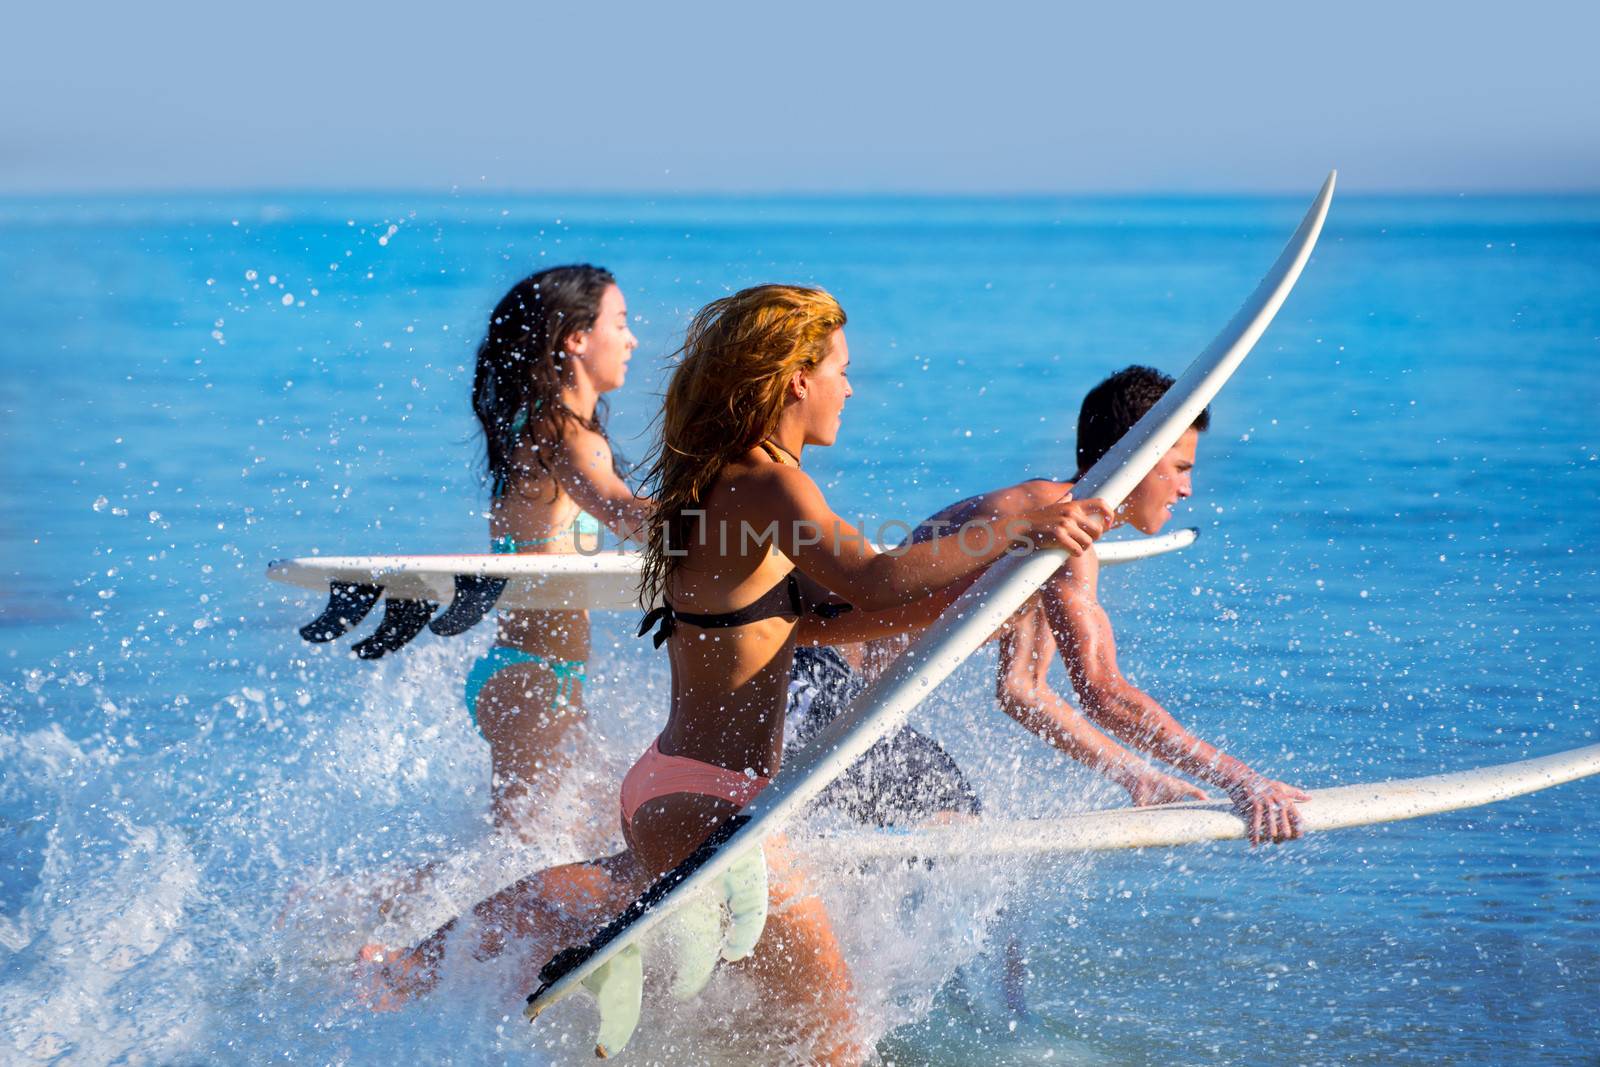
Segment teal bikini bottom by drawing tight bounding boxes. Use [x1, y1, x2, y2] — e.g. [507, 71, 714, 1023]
[472, 515, 598, 737]
[464, 646, 587, 738]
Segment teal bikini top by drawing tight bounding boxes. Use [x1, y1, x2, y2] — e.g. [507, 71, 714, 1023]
[492, 511, 603, 554]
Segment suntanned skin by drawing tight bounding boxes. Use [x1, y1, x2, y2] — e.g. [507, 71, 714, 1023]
[627, 329, 1112, 1063]
[645, 344, 1107, 789]
[357, 286, 656, 988]
[817, 428, 1309, 845]
[361, 328, 1113, 1062]
[478, 283, 655, 833]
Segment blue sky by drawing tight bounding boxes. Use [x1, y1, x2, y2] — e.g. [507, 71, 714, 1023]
[5, 1, 1597, 194]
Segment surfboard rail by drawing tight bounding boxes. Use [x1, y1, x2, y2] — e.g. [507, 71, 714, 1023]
[806, 742, 1600, 861]
[264, 529, 1200, 654]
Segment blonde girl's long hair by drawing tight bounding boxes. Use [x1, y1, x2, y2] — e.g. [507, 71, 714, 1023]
[638, 284, 846, 607]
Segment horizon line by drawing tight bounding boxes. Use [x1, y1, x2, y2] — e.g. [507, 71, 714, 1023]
[4, 183, 1600, 203]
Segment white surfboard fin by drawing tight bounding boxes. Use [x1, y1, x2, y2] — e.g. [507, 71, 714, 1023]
[718, 845, 768, 962]
[664, 893, 722, 999]
[524, 929, 648, 1055]
[579, 942, 643, 1058]
[661, 842, 769, 1000]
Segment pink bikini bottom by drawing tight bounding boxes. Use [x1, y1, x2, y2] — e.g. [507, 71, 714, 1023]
[620, 736, 771, 832]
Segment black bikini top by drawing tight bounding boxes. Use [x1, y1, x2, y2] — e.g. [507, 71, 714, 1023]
[638, 572, 852, 649]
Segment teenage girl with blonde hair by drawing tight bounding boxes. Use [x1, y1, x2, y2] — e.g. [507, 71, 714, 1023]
[615, 284, 1111, 1060]
[366, 284, 1111, 1061]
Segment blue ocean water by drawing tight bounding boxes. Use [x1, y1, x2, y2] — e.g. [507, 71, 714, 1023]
[1, 190, 1597, 1065]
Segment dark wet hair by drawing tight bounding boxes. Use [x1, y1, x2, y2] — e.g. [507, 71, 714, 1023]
[1075, 365, 1210, 476]
[471, 264, 619, 497]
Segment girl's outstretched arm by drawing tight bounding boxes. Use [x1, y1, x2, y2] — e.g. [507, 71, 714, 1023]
[549, 421, 653, 542]
[741, 463, 1112, 612]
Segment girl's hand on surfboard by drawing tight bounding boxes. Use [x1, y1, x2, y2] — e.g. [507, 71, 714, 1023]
[1015, 495, 1114, 556]
[1126, 770, 1208, 807]
[1226, 775, 1311, 845]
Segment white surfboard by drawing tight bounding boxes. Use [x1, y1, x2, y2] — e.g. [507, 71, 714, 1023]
[295, 742, 1598, 969]
[524, 172, 1339, 1020]
[267, 528, 1198, 613]
[267, 550, 646, 613]
[809, 743, 1600, 862]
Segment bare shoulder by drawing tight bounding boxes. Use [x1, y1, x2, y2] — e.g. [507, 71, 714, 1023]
[500, 432, 555, 496]
[553, 419, 614, 466]
[708, 459, 824, 514]
[1013, 478, 1073, 508]
[733, 458, 816, 495]
[983, 478, 1073, 516]
[922, 478, 1061, 532]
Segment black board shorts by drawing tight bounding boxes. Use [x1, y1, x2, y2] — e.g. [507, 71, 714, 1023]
[787, 645, 982, 826]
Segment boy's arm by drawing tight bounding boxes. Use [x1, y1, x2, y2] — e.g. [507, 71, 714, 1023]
[996, 601, 1207, 806]
[1042, 552, 1308, 845]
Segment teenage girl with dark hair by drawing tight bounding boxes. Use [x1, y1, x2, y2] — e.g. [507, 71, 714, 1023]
[468, 264, 651, 830]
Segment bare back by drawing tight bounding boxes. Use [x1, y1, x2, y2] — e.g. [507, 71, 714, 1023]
[653, 464, 1090, 778]
[657, 452, 811, 778]
[489, 432, 601, 656]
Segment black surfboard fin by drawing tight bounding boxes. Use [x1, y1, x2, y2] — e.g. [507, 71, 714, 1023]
[299, 581, 383, 643]
[428, 574, 508, 637]
[351, 598, 438, 659]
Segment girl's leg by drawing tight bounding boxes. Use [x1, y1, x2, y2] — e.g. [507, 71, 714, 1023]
[360, 851, 647, 1009]
[471, 851, 645, 961]
[476, 608, 591, 832]
[736, 837, 861, 1066]
[476, 662, 584, 829]
[627, 800, 862, 1065]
